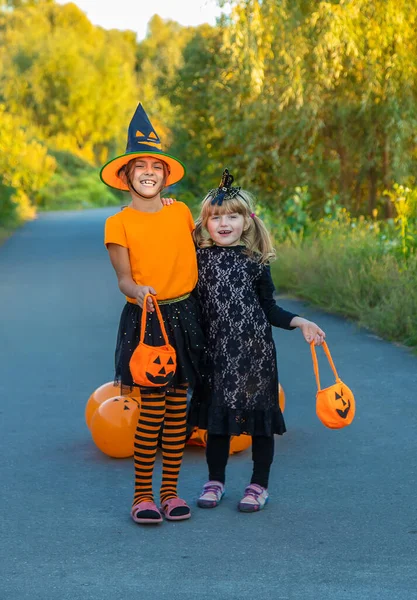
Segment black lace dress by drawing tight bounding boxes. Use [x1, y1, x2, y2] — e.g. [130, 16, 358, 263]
[188, 246, 298, 437]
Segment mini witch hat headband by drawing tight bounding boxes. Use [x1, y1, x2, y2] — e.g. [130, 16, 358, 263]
[208, 169, 242, 206]
[100, 103, 185, 191]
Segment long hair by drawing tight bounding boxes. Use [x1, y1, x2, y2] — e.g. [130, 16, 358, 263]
[194, 190, 276, 264]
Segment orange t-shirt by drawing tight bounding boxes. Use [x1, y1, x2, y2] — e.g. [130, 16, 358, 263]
[104, 202, 197, 303]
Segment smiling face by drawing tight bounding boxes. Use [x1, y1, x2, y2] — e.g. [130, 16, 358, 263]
[206, 210, 247, 246]
[122, 156, 168, 199]
[145, 354, 176, 385]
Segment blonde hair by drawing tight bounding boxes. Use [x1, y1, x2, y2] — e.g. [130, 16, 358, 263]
[194, 189, 276, 264]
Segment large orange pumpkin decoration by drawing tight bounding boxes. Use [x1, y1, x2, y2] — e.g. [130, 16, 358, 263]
[85, 381, 140, 429]
[85, 381, 121, 429]
[186, 428, 251, 453]
[129, 294, 176, 387]
[186, 384, 285, 454]
[310, 342, 355, 429]
[186, 428, 207, 448]
[230, 434, 252, 454]
[90, 396, 140, 458]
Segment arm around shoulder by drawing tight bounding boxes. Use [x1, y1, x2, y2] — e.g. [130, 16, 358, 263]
[177, 201, 196, 232]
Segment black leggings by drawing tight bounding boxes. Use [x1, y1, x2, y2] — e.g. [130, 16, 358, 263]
[206, 434, 274, 489]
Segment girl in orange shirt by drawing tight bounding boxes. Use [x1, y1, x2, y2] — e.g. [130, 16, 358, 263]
[101, 103, 204, 525]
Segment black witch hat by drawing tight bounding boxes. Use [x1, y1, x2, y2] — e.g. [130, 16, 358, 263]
[100, 103, 185, 190]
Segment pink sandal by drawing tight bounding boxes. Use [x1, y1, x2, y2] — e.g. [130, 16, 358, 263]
[131, 501, 163, 524]
[160, 497, 191, 521]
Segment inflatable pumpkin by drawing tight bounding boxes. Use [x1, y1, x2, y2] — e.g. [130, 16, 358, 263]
[186, 428, 251, 454]
[187, 427, 207, 448]
[85, 381, 140, 429]
[230, 434, 252, 454]
[278, 382, 285, 413]
[186, 384, 285, 453]
[90, 396, 140, 458]
[85, 382, 121, 429]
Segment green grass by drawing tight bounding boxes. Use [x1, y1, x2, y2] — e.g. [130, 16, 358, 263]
[0, 226, 14, 246]
[271, 232, 417, 350]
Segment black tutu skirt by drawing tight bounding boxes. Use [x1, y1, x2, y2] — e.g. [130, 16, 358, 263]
[115, 294, 205, 391]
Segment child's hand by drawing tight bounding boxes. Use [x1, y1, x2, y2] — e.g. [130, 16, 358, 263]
[291, 317, 326, 345]
[161, 197, 176, 206]
[300, 320, 326, 346]
[135, 285, 157, 311]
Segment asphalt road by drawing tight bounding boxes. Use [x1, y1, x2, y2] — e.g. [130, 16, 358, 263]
[1, 208, 416, 600]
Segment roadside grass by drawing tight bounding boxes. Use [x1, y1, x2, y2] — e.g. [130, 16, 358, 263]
[0, 225, 13, 246]
[272, 231, 417, 350]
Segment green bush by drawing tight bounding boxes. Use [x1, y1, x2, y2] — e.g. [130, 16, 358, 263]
[271, 218, 417, 350]
[0, 184, 18, 226]
[47, 150, 94, 177]
[36, 152, 122, 210]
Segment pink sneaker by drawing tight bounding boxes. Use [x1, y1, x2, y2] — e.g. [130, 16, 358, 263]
[197, 481, 225, 508]
[238, 484, 269, 512]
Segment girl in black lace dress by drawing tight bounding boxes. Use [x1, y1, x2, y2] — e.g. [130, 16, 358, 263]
[189, 170, 326, 512]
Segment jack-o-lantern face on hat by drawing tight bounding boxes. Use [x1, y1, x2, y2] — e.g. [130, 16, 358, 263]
[145, 354, 175, 385]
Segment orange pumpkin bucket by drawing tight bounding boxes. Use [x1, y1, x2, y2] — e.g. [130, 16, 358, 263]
[310, 341, 355, 429]
[129, 294, 177, 387]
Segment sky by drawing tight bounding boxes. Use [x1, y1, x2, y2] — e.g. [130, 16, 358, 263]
[56, 0, 228, 40]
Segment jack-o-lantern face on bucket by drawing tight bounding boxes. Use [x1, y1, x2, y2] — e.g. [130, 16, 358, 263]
[316, 382, 355, 429]
[145, 354, 175, 385]
[129, 294, 178, 387]
[334, 388, 351, 419]
[311, 341, 356, 430]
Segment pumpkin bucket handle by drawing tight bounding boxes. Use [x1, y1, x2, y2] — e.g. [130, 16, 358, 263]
[310, 341, 341, 391]
[140, 294, 170, 346]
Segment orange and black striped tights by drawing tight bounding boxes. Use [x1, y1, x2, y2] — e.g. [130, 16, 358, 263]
[132, 384, 188, 508]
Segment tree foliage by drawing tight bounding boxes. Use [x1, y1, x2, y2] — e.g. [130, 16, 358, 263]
[135, 15, 194, 145]
[0, 0, 137, 223]
[0, 104, 56, 223]
[169, 24, 230, 199]
[1, 0, 417, 227]
[206, 0, 417, 215]
[0, 1, 138, 163]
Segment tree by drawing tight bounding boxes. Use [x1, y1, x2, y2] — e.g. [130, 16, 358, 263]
[169, 24, 231, 197]
[0, 1, 139, 162]
[135, 15, 193, 145]
[213, 0, 417, 215]
[0, 104, 56, 223]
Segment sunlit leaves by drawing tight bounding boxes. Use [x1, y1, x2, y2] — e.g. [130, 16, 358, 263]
[210, 0, 417, 214]
[0, 1, 138, 162]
